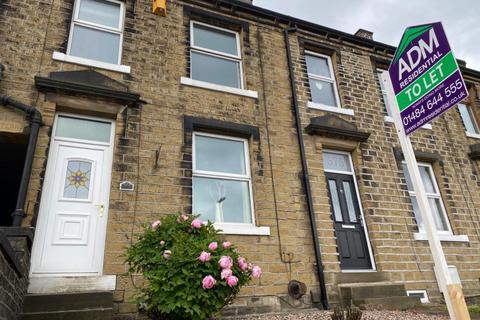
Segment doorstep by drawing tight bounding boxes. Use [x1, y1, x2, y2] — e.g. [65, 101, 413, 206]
[28, 275, 116, 294]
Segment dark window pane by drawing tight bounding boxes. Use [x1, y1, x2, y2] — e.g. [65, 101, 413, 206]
[193, 177, 252, 223]
[191, 51, 241, 88]
[309, 78, 337, 107]
[195, 135, 246, 175]
[193, 24, 238, 56]
[78, 0, 121, 29]
[70, 25, 120, 64]
[306, 54, 331, 77]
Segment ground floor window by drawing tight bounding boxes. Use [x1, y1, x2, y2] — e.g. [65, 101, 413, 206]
[192, 132, 254, 224]
[402, 162, 452, 234]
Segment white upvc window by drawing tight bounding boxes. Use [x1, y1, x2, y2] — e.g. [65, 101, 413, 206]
[67, 0, 125, 65]
[458, 103, 480, 139]
[377, 69, 393, 118]
[192, 132, 268, 235]
[402, 162, 452, 235]
[306, 51, 346, 114]
[189, 21, 243, 89]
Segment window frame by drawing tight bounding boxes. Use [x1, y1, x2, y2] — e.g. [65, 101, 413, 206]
[189, 20, 244, 89]
[376, 68, 393, 118]
[192, 131, 255, 227]
[406, 290, 430, 304]
[458, 103, 480, 138]
[305, 50, 342, 110]
[402, 162, 453, 235]
[67, 0, 125, 65]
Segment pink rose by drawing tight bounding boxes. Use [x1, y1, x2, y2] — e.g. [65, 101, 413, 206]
[198, 251, 211, 262]
[218, 256, 233, 269]
[208, 242, 218, 251]
[221, 268, 233, 279]
[202, 275, 216, 289]
[237, 256, 248, 271]
[226, 275, 239, 288]
[159, 240, 165, 246]
[163, 250, 172, 259]
[251, 265, 262, 278]
[177, 214, 189, 223]
[222, 241, 232, 249]
[191, 219, 202, 229]
[151, 220, 161, 230]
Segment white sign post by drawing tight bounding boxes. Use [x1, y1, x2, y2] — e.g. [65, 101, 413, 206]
[382, 72, 470, 320]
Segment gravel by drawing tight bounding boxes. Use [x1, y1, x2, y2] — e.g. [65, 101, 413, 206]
[227, 309, 449, 320]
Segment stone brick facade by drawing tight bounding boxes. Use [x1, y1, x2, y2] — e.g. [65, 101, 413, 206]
[1, 0, 480, 318]
[0, 228, 32, 319]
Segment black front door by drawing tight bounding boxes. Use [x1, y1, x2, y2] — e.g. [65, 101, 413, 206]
[326, 172, 372, 270]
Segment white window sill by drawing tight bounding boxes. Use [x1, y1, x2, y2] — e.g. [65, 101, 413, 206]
[180, 77, 258, 99]
[466, 132, 480, 139]
[52, 52, 131, 74]
[414, 233, 469, 243]
[384, 116, 432, 130]
[308, 101, 354, 116]
[213, 222, 270, 236]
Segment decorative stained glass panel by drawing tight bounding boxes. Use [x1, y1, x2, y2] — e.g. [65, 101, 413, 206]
[63, 160, 92, 199]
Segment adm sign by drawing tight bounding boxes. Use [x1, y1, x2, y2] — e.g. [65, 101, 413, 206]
[389, 22, 468, 134]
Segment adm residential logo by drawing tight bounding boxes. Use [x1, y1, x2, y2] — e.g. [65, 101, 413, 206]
[388, 22, 468, 134]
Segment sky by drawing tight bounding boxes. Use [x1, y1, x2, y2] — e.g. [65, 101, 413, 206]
[253, 0, 480, 71]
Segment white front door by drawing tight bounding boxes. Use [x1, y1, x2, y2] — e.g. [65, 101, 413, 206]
[31, 114, 115, 276]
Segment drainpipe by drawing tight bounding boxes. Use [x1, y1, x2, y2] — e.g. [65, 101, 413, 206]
[0, 95, 42, 227]
[284, 27, 329, 310]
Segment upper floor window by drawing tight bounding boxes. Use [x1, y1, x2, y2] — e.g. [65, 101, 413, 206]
[190, 21, 242, 89]
[68, 0, 125, 65]
[192, 132, 254, 225]
[377, 69, 393, 118]
[402, 162, 452, 235]
[458, 103, 480, 138]
[305, 51, 341, 109]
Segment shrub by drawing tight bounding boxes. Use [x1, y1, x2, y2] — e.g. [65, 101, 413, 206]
[331, 305, 363, 320]
[125, 213, 262, 320]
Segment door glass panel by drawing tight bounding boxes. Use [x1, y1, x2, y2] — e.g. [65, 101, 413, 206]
[195, 135, 246, 175]
[323, 152, 352, 173]
[70, 25, 120, 64]
[191, 51, 241, 88]
[309, 78, 337, 107]
[78, 0, 121, 29]
[56, 116, 111, 143]
[342, 181, 357, 222]
[193, 177, 252, 224]
[305, 55, 331, 77]
[193, 24, 238, 56]
[63, 160, 92, 199]
[328, 180, 343, 222]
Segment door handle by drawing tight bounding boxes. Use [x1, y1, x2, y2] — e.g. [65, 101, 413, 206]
[96, 204, 105, 217]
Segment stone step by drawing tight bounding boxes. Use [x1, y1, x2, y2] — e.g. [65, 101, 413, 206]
[339, 282, 407, 300]
[352, 296, 422, 310]
[335, 271, 389, 284]
[20, 308, 112, 320]
[22, 291, 113, 313]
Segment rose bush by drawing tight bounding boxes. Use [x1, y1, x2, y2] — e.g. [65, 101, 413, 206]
[125, 213, 262, 320]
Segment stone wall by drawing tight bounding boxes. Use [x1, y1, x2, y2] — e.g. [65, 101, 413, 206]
[0, 228, 32, 320]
